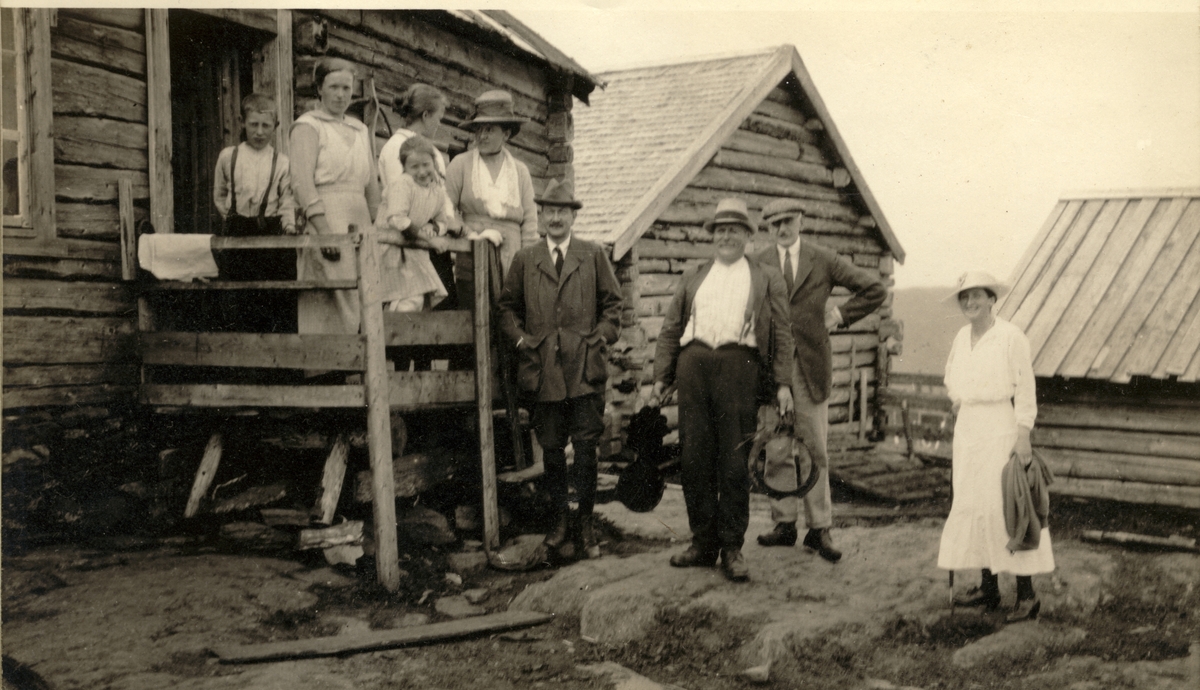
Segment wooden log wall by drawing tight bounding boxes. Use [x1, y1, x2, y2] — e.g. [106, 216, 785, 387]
[602, 84, 899, 452]
[1033, 381, 1200, 510]
[4, 9, 146, 414]
[292, 10, 568, 249]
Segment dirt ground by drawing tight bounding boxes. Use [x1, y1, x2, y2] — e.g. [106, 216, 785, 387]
[3, 489, 1198, 690]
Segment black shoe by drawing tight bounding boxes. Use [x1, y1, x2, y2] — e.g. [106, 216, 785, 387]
[757, 522, 798, 547]
[1006, 597, 1041, 623]
[543, 513, 569, 549]
[670, 545, 718, 568]
[580, 517, 601, 560]
[953, 586, 1002, 610]
[802, 528, 842, 563]
[721, 549, 749, 582]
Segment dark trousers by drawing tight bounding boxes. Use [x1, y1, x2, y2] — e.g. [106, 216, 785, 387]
[533, 392, 604, 517]
[677, 343, 761, 553]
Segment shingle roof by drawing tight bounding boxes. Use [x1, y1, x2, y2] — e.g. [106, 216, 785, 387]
[573, 50, 777, 243]
[571, 45, 903, 262]
[998, 190, 1200, 383]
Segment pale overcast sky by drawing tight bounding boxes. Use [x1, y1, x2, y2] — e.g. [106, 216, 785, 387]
[513, 1, 1200, 289]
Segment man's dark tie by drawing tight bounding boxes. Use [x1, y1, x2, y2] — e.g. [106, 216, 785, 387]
[554, 247, 564, 276]
[783, 251, 794, 294]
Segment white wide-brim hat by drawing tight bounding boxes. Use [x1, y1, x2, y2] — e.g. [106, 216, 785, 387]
[945, 270, 1009, 303]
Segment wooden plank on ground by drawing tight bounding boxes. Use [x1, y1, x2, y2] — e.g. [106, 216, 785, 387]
[1025, 198, 1128, 361]
[383, 310, 474, 346]
[213, 609, 553, 663]
[140, 384, 364, 408]
[141, 332, 365, 370]
[1059, 197, 1191, 378]
[185, 433, 223, 518]
[1009, 199, 1103, 331]
[1035, 197, 1157, 375]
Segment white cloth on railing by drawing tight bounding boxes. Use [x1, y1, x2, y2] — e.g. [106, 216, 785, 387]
[137, 234, 219, 281]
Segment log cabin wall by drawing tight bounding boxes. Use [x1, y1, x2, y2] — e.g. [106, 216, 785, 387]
[3, 8, 149, 544]
[291, 10, 570, 249]
[601, 83, 898, 453]
[1034, 377, 1200, 510]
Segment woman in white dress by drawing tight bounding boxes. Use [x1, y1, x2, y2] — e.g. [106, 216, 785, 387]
[937, 271, 1053, 623]
[290, 57, 380, 335]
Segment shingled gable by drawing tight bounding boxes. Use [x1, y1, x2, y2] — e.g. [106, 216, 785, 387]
[998, 189, 1200, 383]
[573, 44, 904, 262]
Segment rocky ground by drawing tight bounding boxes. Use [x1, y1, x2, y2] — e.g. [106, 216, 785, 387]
[3, 487, 1198, 690]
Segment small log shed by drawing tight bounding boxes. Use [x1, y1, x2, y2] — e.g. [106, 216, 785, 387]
[1, 9, 598, 547]
[569, 45, 907, 454]
[998, 189, 1200, 510]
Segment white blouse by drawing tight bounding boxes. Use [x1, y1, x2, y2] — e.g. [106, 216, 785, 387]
[944, 317, 1037, 429]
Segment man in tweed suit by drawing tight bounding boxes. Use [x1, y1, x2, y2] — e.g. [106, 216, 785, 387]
[497, 180, 623, 560]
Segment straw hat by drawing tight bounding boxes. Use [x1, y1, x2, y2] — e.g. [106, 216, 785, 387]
[702, 198, 755, 234]
[460, 90, 528, 131]
[946, 270, 1008, 302]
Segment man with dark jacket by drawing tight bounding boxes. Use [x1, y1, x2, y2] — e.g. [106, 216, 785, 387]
[753, 199, 887, 563]
[498, 180, 623, 559]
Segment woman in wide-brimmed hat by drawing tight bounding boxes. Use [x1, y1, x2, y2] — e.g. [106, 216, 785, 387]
[445, 90, 537, 283]
[938, 271, 1054, 623]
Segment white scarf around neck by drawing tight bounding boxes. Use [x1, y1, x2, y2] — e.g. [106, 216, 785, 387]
[471, 149, 520, 219]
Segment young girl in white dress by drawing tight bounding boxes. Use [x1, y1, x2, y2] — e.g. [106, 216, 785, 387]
[376, 135, 450, 311]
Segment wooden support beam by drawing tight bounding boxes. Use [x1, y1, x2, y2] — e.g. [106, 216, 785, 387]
[311, 434, 350, 525]
[212, 610, 553, 663]
[859, 369, 869, 441]
[145, 9, 172, 233]
[140, 384, 364, 408]
[356, 226, 400, 593]
[141, 332, 365, 370]
[184, 433, 223, 518]
[474, 241, 500, 555]
[119, 178, 137, 280]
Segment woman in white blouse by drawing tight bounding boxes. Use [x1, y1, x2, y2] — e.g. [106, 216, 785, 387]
[938, 271, 1053, 622]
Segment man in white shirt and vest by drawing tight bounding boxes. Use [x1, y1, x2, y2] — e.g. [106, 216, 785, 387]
[498, 180, 624, 560]
[651, 198, 795, 582]
[752, 199, 887, 563]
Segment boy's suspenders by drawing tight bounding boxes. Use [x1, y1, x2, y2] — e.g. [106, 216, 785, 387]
[229, 145, 279, 229]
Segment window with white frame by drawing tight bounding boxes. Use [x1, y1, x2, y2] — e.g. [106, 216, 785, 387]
[2, 7, 29, 226]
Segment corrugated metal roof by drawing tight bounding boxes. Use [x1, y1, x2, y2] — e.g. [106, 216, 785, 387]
[573, 49, 777, 243]
[570, 45, 903, 263]
[998, 190, 1200, 383]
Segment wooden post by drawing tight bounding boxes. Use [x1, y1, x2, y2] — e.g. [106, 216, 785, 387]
[474, 241, 500, 554]
[356, 228, 400, 592]
[858, 369, 869, 441]
[184, 432, 223, 518]
[847, 340, 857, 426]
[119, 178, 137, 280]
[311, 433, 349, 525]
[901, 399, 915, 463]
[145, 9, 173, 233]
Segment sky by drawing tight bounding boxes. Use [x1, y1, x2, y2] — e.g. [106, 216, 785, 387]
[512, 0, 1200, 289]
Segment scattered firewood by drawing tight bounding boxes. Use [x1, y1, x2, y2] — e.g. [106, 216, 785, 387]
[297, 520, 363, 550]
[212, 484, 287, 514]
[220, 522, 294, 548]
[260, 508, 312, 527]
